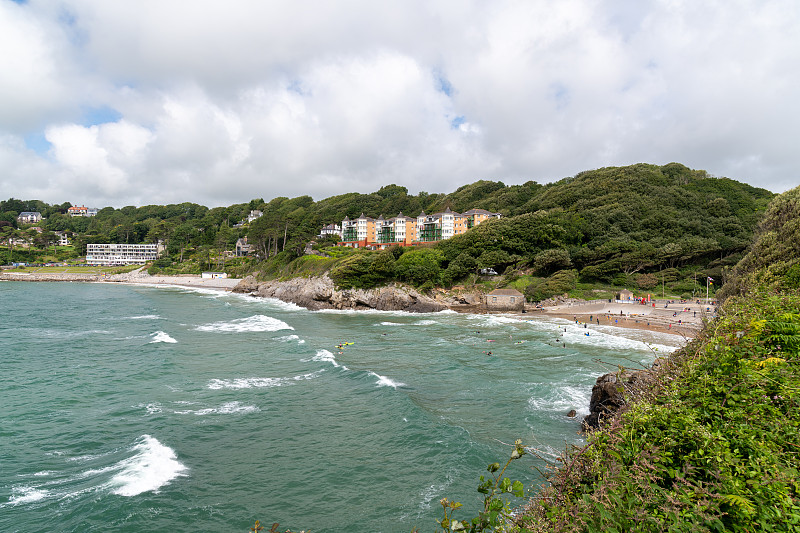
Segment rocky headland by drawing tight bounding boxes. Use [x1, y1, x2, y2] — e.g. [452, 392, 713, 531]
[233, 274, 448, 313]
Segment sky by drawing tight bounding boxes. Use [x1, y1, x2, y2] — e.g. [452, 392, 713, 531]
[1, 0, 798, 208]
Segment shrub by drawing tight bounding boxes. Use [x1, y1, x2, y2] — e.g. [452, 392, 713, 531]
[395, 248, 444, 287]
[635, 272, 658, 290]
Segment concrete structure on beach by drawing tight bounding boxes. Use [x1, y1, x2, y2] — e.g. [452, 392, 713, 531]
[486, 288, 525, 311]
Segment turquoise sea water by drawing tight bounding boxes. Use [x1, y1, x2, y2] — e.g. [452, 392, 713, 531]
[0, 282, 681, 532]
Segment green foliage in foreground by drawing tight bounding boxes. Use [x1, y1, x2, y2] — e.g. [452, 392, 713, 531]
[514, 293, 800, 532]
[514, 186, 800, 532]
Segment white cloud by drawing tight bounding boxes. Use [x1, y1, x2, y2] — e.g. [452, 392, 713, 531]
[0, 0, 797, 207]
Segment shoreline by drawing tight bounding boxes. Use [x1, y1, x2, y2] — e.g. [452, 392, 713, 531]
[0, 270, 241, 291]
[2, 270, 698, 342]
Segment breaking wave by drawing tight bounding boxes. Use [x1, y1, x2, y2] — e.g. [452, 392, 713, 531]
[194, 314, 293, 333]
[107, 435, 188, 496]
[368, 371, 406, 389]
[149, 331, 177, 343]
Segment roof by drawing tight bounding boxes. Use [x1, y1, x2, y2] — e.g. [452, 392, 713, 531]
[488, 288, 524, 296]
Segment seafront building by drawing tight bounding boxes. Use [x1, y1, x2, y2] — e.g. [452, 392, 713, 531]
[85, 243, 164, 265]
[334, 208, 501, 248]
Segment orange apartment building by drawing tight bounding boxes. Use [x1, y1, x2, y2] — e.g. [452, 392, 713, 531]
[336, 208, 500, 248]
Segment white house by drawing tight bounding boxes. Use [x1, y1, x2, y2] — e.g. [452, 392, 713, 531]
[318, 223, 342, 238]
[17, 212, 42, 224]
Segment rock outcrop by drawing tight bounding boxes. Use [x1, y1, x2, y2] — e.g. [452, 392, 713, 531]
[233, 274, 447, 313]
[582, 370, 647, 430]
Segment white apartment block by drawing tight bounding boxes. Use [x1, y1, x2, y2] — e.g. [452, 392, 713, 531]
[86, 243, 164, 265]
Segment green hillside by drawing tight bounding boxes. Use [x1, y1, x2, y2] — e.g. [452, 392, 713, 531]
[1, 163, 774, 299]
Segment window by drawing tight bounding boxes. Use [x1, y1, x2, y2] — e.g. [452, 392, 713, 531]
[492, 297, 497, 302]
[510, 297, 515, 303]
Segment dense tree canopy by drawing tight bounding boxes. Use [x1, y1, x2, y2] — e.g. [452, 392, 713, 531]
[2, 163, 775, 293]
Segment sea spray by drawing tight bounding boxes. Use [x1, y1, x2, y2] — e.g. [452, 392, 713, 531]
[107, 435, 187, 497]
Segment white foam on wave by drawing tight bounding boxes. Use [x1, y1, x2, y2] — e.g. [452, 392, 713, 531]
[206, 370, 323, 390]
[194, 314, 293, 333]
[136, 402, 163, 415]
[107, 435, 187, 497]
[149, 331, 177, 343]
[316, 308, 415, 317]
[368, 371, 406, 389]
[530, 316, 684, 353]
[127, 315, 161, 320]
[207, 377, 287, 390]
[527, 384, 592, 416]
[43, 329, 112, 339]
[174, 401, 260, 415]
[293, 370, 325, 381]
[6, 486, 49, 505]
[378, 319, 438, 327]
[306, 349, 347, 369]
[276, 334, 305, 344]
[470, 314, 524, 326]
[555, 324, 676, 354]
[253, 296, 305, 312]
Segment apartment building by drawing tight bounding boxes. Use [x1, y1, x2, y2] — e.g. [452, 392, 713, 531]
[85, 243, 164, 265]
[336, 207, 500, 247]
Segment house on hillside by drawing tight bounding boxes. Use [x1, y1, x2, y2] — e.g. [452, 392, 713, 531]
[235, 237, 252, 257]
[17, 212, 42, 224]
[318, 223, 342, 239]
[486, 288, 525, 312]
[68, 206, 98, 217]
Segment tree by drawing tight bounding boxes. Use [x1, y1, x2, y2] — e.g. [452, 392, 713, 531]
[1, 225, 19, 260]
[532, 248, 572, 275]
[394, 248, 444, 287]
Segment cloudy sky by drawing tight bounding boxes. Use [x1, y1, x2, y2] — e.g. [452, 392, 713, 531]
[1, 0, 797, 208]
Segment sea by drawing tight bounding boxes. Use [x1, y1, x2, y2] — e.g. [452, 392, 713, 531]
[0, 281, 683, 533]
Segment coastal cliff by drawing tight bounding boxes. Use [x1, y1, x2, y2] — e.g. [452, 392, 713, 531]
[233, 274, 447, 313]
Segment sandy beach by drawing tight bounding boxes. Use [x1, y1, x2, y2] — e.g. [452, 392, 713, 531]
[536, 299, 713, 338]
[115, 273, 241, 290]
